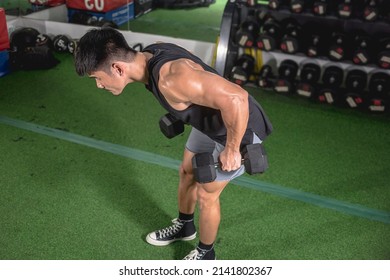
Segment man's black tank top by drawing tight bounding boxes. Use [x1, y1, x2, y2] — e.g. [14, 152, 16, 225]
[144, 43, 273, 147]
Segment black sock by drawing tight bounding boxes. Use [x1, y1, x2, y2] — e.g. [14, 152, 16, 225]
[179, 212, 194, 222]
[198, 241, 214, 251]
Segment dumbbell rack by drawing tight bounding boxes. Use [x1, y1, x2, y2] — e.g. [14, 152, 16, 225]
[214, 0, 390, 114]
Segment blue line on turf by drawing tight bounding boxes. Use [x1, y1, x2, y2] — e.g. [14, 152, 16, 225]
[1, 115, 389, 224]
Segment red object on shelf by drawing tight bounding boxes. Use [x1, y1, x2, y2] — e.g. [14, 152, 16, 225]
[66, 0, 130, 12]
[0, 8, 10, 51]
[28, 0, 66, 6]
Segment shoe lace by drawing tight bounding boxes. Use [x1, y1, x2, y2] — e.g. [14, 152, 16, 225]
[183, 248, 206, 260]
[158, 218, 184, 238]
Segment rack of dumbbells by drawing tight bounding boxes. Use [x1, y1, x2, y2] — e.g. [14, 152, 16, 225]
[215, 0, 390, 114]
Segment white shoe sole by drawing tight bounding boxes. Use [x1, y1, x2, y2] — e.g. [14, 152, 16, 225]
[146, 232, 197, 246]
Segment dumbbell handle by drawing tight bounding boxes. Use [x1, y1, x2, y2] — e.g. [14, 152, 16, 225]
[192, 143, 268, 183]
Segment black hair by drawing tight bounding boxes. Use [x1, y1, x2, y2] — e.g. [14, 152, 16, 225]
[74, 27, 136, 76]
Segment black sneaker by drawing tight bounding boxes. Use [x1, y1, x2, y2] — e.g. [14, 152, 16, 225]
[183, 246, 216, 260]
[146, 218, 196, 246]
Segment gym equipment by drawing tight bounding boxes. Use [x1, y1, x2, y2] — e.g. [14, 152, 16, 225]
[343, 68, 368, 108]
[366, 71, 390, 112]
[257, 64, 276, 90]
[337, 0, 353, 19]
[316, 64, 344, 104]
[313, 0, 329, 16]
[377, 37, 390, 69]
[159, 113, 185, 139]
[302, 21, 329, 57]
[214, 0, 239, 77]
[234, 11, 259, 48]
[274, 59, 298, 94]
[351, 31, 375, 65]
[280, 18, 302, 54]
[67, 39, 78, 54]
[52, 35, 70, 53]
[363, 0, 381, 21]
[256, 16, 282, 51]
[192, 143, 268, 183]
[328, 30, 349, 61]
[10, 27, 40, 52]
[268, 0, 286, 10]
[35, 33, 53, 49]
[296, 61, 321, 98]
[290, 0, 314, 13]
[229, 54, 255, 86]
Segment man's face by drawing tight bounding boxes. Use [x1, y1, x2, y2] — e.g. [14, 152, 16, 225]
[89, 68, 126, 96]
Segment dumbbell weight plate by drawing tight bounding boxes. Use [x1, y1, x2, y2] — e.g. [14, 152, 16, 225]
[229, 54, 255, 86]
[257, 65, 275, 89]
[313, 1, 327, 16]
[345, 69, 367, 91]
[275, 60, 298, 93]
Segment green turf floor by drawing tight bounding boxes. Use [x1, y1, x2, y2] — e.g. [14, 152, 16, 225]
[0, 1, 389, 260]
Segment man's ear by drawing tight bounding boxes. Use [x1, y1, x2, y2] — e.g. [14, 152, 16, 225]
[111, 62, 124, 76]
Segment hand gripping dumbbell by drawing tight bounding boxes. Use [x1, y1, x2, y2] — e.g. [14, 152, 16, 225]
[192, 143, 268, 183]
[159, 113, 185, 139]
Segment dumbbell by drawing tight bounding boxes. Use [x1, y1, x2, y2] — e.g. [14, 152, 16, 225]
[256, 16, 282, 52]
[159, 113, 185, 139]
[343, 68, 368, 109]
[35, 33, 52, 49]
[337, 0, 354, 19]
[296, 60, 321, 98]
[290, 0, 315, 13]
[274, 59, 299, 94]
[328, 30, 349, 61]
[377, 37, 390, 69]
[366, 71, 390, 112]
[351, 31, 375, 65]
[52, 34, 71, 53]
[316, 64, 344, 104]
[363, 0, 381, 21]
[192, 143, 268, 183]
[234, 12, 260, 48]
[229, 54, 255, 86]
[302, 21, 329, 57]
[67, 39, 79, 54]
[280, 18, 302, 54]
[313, 0, 330, 16]
[257, 64, 276, 90]
[268, 0, 287, 10]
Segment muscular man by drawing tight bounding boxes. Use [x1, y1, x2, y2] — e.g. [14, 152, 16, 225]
[74, 28, 272, 260]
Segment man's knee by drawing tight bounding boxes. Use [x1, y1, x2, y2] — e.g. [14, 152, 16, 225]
[196, 184, 222, 210]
